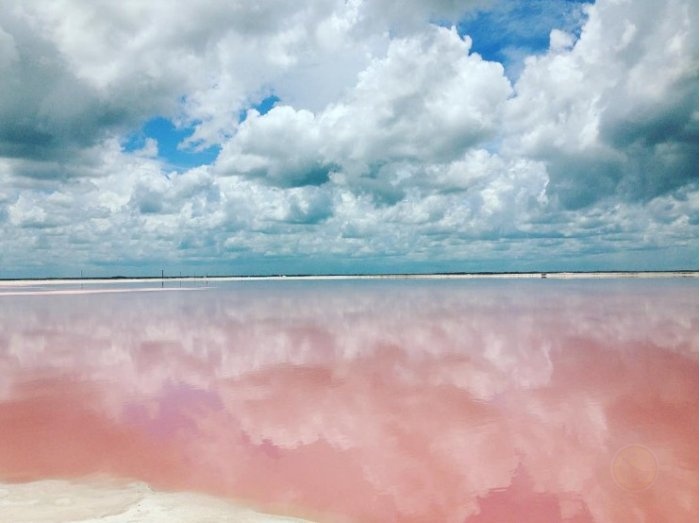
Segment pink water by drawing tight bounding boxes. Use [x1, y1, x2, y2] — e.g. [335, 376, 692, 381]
[0, 279, 697, 522]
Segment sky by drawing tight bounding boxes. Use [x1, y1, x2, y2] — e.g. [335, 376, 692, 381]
[0, 0, 697, 277]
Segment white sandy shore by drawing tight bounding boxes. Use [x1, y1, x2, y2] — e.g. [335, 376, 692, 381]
[0, 287, 208, 297]
[0, 271, 696, 288]
[0, 478, 313, 523]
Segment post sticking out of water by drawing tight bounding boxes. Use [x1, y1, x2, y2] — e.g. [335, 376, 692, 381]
[161, 269, 164, 288]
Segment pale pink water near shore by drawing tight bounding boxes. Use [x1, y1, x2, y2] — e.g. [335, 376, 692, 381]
[0, 279, 696, 522]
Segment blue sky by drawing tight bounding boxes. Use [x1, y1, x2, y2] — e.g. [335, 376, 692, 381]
[456, 0, 590, 75]
[0, 0, 697, 277]
[123, 117, 221, 171]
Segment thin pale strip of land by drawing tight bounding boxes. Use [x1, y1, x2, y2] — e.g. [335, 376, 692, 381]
[0, 271, 696, 287]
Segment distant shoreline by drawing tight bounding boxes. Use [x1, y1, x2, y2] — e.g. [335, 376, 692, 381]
[0, 271, 696, 286]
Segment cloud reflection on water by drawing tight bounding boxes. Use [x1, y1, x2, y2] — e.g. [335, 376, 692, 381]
[0, 279, 697, 522]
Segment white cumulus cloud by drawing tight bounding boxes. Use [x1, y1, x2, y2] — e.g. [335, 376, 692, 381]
[0, 0, 696, 276]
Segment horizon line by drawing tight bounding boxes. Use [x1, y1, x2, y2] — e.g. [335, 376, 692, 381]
[1, 269, 698, 284]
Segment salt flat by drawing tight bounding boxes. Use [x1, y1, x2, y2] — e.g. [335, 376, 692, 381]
[0, 479, 313, 523]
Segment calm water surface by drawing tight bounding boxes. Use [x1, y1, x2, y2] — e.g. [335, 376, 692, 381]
[0, 279, 697, 522]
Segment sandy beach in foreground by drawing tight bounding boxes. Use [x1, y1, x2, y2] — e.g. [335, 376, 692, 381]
[0, 479, 313, 523]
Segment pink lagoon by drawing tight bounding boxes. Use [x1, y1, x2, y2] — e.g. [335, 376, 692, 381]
[0, 277, 697, 522]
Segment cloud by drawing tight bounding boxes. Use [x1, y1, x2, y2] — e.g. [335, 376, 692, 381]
[218, 26, 511, 192]
[216, 106, 333, 187]
[353, 0, 491, 33]
[0, 11, 126, 166]
[506, 0, 698, 209]
[0, 0, 369, 168]
[15, 0, 485, 150]
[0, 0, 696, 276]
[283, 187, 334, 224]
[321, 27, 511, 167]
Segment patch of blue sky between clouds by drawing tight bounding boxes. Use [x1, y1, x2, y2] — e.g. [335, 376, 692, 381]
[447, 0, 592, 78]
[239, 94, 280, 123]
[122, 94, 279, 171]
[123, 117, 221, 171]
